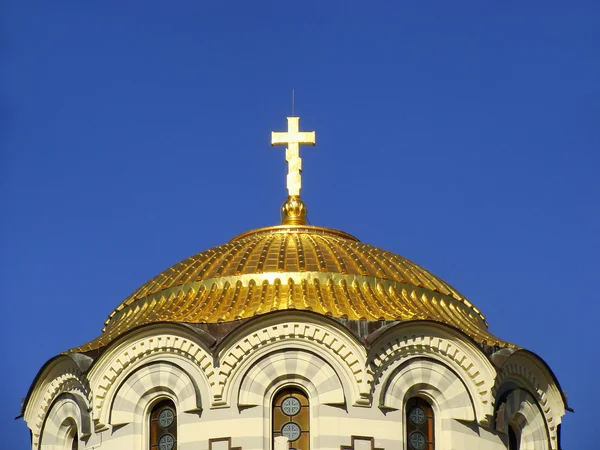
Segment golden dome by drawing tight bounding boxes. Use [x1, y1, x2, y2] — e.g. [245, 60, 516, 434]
[72, 224, 513, 352]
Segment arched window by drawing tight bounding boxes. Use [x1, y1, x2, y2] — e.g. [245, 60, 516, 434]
[150, 399, 177, 450]
[272, 388, 310, 450]
[508, 424, 519, 450]
[406, 397, 434, 450]
[70, 431, 78, 450]
[60, 419, 78, 450]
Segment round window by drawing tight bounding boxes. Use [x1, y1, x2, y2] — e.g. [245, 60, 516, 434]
[409, 431, 426, 450]
[281, 422, 301, 441]
[281, 397, 301, 416]
[158, 433, 175, 450]
[409, 406, 426, 425]
[158, 408, 175, 428]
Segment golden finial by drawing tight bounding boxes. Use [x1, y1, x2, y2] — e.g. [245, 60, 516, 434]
[271, 116, 316, 225]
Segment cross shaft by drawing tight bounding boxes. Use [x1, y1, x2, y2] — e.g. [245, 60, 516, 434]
[271, 117, 316, 197]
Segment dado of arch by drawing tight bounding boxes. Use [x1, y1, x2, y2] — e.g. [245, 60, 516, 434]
[238, 349, 345, 407]
[368, 321, 497, 425]
[88, 324, 213, 428]
[380, 357, 475, 422]
[215, 312, 368, 407]
[109, 360, 202, 426]
[496, 388, 549, 450]
[39, 393, 91, 450]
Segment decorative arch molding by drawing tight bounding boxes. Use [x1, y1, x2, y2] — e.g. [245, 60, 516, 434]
[110, 360, 201, 426]
[88, 324, 213, 428]
[39, 393, 91, 450]
[494, 350, 565, 450]
[215, 312, 368, 407]
[24, 357, 90, 449]
[379, 357, 475, 422]
[368, 321, 497, 425]
[238, 349, 345, 407]
[496, 388, 549, 450]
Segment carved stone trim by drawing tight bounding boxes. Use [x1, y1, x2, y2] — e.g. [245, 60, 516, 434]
[31, 365, 90, 449]
[38, 393, 91, 450]
[341, 435, 383, 450]
[88, 329, 214, 428]
[208, 437, 241, 450]
[110, 361, 202, 426]
[216, 318, 368, 406]
[238, 349, 345, 407]
[495, 388, 549, 450]
[494, 352, 563, 450]
[368, 323, 496, 425]
[379, 357, 475, 422]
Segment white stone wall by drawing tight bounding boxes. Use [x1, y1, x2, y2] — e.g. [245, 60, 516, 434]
[24, 312, 564, 450]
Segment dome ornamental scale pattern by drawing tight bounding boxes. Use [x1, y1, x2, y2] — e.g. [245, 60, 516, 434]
[71, 115, 513, 353]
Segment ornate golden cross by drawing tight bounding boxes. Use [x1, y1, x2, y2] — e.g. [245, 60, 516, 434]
[271, 116, 316, 197]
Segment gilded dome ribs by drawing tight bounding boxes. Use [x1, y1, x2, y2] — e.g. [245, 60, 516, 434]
[318, 236, 347, 273]
[287, 278, 296, 309]
[130, 299, 155, 330]
[381, 286, 413, 320]
[211, 281, 235, 321]
[194, 283, 221, 322]
[300, 278, 312, 310]
[294, 235, 306, 271]
[335, 240, 367, 275]
[342, 279, 372, 320]
[356, 243, 388, 278]
[218, 281, 238, 322]
[326, 279, 347, 318]
[144, 268, 173, 295]
[233, 236, 262, 275]
[272, 279, 282, 311]
[157, 290, 182, 321]
[161, 263, 185, 288]
[74, 224, 515, 353]
[305, 235, 329, 272]
[313, 278, 331, 316]
[359, 281, 390, 320]
[256, 234, 277, 273]
[222, 280, 246, 320]
[336, 279, 361, 319]
[448, 301, 483, 336]
[215, 242, 242, 277]
[396, 288, 425, 319]
[414, 291, 442, 321]
[373, 250, 407, 282]
[253, 280, 268, 315]
[174, 286, 200, 322]
[277, 235, 288, 272]
[201, 243, 235, 279]
[395, 258, 425, 288]
[178, 252, 209, 284]
[194, 249, 219, 280]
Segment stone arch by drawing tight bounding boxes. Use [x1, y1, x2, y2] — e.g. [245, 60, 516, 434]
[238, 349, 345, 407]
[216, 312, 368, 407]
[87, 324, 213, 428]
[380, 357, 475, 422]
[109, 360, 202, 426]
[39, 393, 91, 450]
[496, 388, 549, 450]
[368, 321, 497, 425]
[494, 350, 564, 450]
[24, 356, 91, 450]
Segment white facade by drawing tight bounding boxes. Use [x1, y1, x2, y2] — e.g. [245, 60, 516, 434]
[23, 311, 565, 450]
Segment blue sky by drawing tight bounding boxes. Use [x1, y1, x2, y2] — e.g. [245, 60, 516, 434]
[2, 1, 598, 448]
